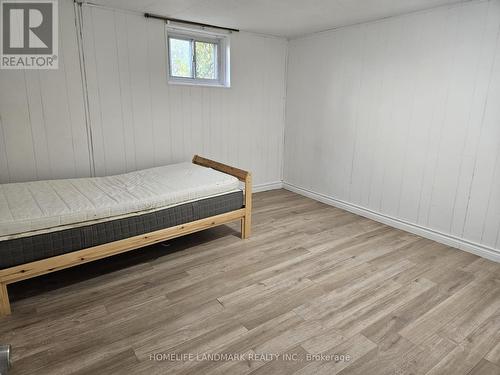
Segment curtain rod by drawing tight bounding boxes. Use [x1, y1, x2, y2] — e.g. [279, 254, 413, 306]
[144, 13, 239, 33]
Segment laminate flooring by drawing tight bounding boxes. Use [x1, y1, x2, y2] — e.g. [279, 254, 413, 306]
[1, 190, 499, 375]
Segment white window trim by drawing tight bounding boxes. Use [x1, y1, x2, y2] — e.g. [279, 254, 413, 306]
[166, 26, 231, 88]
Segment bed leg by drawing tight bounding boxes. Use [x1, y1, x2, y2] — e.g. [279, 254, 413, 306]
[241, 216, 251, 239]
[0, 283, 11, 316]
[241, 173, 252, 239]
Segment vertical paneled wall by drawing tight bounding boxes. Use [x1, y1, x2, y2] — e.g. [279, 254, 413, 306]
[284, 0, 500, 255]
[0, 0, 92, 183]
[0, 0, 287, 188]
[80, 4, 287, 186]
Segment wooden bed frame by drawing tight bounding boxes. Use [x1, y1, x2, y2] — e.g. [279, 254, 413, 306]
[0, 155, 252, 316]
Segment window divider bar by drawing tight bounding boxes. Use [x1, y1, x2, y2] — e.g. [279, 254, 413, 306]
[192, 39, 197, 79]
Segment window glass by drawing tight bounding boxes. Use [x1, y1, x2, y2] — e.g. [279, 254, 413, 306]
[169, 38, 192, 78]
[195, 41, 217, 80]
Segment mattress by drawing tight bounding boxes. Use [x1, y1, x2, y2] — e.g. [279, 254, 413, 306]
[0, 191, 243, 269]
[0, 162, 240, 240]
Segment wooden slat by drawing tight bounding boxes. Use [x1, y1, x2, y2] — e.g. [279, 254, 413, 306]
[0, 209, 245, 285]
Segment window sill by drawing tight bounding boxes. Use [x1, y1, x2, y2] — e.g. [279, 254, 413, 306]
[168, 79, 231, 89]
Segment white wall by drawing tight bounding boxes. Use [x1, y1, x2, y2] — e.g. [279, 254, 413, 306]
[284, 0, 500, 259]
[0, 0, 92, 183]
[0, 0, 287, 189]
[80, 4, 287, 187]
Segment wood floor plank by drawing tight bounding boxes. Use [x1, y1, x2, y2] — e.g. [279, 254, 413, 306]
[361, 284, 447, 345]
[437, 285, 500, 343]
[0, 190, 498, 375]
[248, 346, 310, 375]
[398, 272, 498, 346]
[336, 333, 447, 375]
[135, 322, 249, 374]
[424, 313, 500, 375]
[69, 349, 140, 375]
[293, 260, 415, 322]
[300, 326, 347, 354]
[335, 278, 437, 338]
[173, 311, 305, 375]
[485, 340, 500, 365]
[467, 359, 500, 375]
[293, 334, 377, 375]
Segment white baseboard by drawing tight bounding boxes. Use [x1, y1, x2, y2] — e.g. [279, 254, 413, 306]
[283, 182, 500, 263]
[253, 181, 283, 193]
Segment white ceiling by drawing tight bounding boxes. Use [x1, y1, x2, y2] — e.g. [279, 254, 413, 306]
[93, 0, 465, 38]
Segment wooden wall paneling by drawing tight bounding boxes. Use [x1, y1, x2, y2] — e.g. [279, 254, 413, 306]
[0, 0, 90, 183]
[0, 116, 10, 182]
[124, 13, 156, 172]
[115, 10, 138, 172]
[81, 5, 106, 177]
[147, 17, 171, 167]
[284, 0, 500, 257]
[0, 71, 37, 182]
[426, 3, 488, 234]
[60, 0, 92, 178]
[81, 6, 287, 186]
[24, 71, 52, 180]
[463, 16, 500, 246]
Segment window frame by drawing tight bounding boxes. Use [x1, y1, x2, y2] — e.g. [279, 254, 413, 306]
[166, 27, 230, 88]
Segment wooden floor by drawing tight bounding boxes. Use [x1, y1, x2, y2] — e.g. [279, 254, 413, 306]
[1, 189, 500, 375]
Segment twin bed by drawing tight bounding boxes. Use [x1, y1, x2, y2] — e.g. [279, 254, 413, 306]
[0, 156, 252, 316]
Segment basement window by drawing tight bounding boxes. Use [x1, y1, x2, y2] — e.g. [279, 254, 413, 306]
[167, 28, 230, 87]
